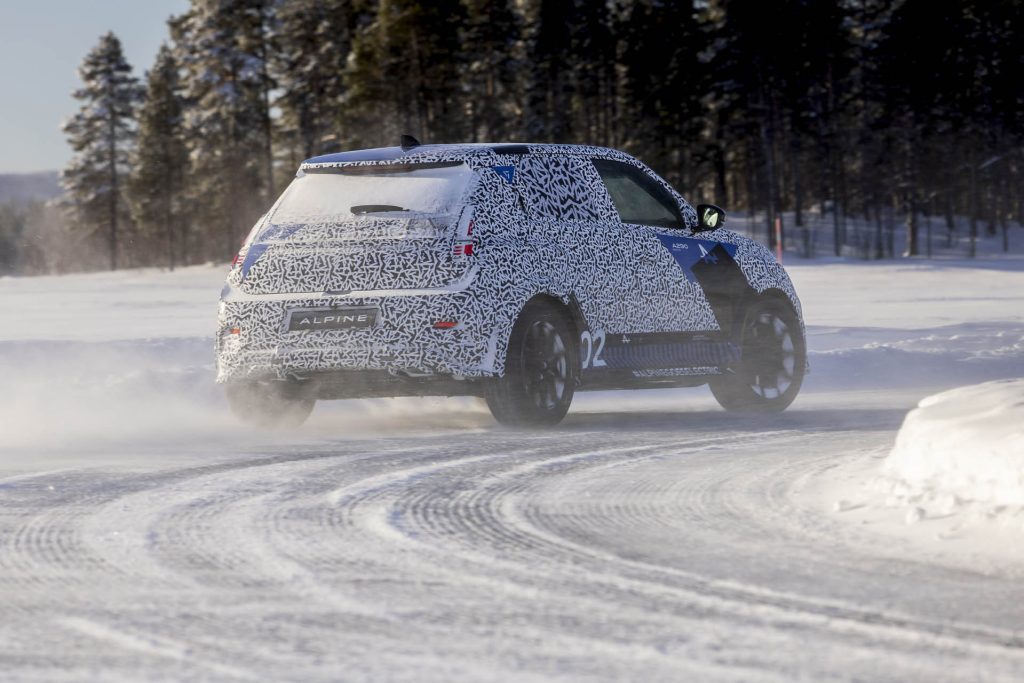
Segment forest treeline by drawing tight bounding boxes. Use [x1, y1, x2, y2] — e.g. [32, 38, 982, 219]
[3, 0, 1023, 274]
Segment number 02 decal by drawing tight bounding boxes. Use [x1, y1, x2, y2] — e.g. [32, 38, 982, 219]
[579, 329, 607, 369]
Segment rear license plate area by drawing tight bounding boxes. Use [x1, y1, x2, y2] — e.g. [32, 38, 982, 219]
[287, 307, 378, 332]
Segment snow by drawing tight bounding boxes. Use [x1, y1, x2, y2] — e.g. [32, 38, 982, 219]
[883, 379, 1024, 509]
[273, 163, 474, 227]
[814, 379, 1024, 564]
[2, 230, 1024, 680]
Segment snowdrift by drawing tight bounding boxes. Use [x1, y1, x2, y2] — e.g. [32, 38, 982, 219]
[882, 379, 1024, 509]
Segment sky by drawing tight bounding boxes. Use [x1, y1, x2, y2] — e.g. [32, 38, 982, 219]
[0, 1, 189, 174]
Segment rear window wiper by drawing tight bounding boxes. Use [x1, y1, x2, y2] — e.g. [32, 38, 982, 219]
[351, 205, 409, 215]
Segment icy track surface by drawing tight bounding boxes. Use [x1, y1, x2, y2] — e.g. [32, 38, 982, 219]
[1, 247, 1023, 681]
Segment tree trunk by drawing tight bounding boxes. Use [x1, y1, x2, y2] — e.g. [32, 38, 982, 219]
[792, 137, 804, 228]
[258, 1, 274, 199]
[761, 92, 781, 249]
[904, 140, 918, 257]
[924, 200, 932, 259]
[986, 183, 998, 237]
[873, 194, 884, 260]
[888, 193, 897, 257]
[744, 143, 758, 237]
[835, 147, 848, 247]
[824, 140, 840, 257]
[1000, 174, 1010, 253]
[968, 163, 978, 258]
[108, 110, 118, 271]
[713, 110, 728, 206]
[831, 182, 841, 257]
[944, 193, 956, 247]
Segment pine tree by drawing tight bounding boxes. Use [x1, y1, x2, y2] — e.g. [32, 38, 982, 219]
[61, 32, 142, 270]
[461, 0, 523, 141]
[613, 0, 706, 187]
[271, 0, 365, 163]
[520, 0, 573, 141]
[130, 44, 190, 269]
[172, 0, 276, 258]
[0, 202, 27, 275]
[344, 0, 469, 146]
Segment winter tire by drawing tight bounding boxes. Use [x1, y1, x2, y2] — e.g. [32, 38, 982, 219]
[486, 300, 578, 427]
[225, 381, 315, 428]
[710, 296, 805, 413]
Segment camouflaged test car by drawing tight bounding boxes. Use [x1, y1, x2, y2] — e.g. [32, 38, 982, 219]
[216, 139, 807, 427]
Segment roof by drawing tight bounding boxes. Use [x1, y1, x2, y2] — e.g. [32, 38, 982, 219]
[300, 143, 632, 171]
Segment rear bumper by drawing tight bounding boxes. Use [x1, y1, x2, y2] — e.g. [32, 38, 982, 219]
[215, 288, 500, 383]
[232, 369, 490, 400]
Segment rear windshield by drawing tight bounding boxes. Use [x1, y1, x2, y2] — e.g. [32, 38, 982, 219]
[262, 162, 475, 237]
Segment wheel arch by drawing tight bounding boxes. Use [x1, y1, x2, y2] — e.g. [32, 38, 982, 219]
[753, 287, 806, 341]
[489, 292, 580, 378]
[520, 292, 580, 336]
[755, 287, 798, 310]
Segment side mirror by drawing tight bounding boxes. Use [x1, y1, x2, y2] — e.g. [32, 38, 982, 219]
[695, 204, 726, 233]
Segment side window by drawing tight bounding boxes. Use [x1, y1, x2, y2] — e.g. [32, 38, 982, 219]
[591, 158, 683, 229]
[517, 155, 605, 222]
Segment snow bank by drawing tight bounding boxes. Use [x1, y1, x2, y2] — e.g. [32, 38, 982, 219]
[882, 379, 1024, 509]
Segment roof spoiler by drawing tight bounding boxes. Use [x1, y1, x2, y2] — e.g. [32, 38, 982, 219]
[400, 134, 421, 152]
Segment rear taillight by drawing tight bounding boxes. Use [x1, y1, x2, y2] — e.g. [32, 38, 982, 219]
[232, 220, 263, 268]
[452, 211, 476, 257]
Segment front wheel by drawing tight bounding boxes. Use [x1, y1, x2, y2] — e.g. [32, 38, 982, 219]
[710, 296, 805, 413]
[486, 300, 578, 427]
[224, 381, 315, 428]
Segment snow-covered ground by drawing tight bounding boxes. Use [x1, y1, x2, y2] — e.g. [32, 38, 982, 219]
[1, 232, 1023, 680]
[884, 379, 1024, 510]
[809, 377, 1024, 569]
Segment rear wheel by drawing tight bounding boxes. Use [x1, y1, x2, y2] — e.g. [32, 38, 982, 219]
[710, 296, 805, 413]
[486, 300, 578, 427]
[225, 381, 315, 428]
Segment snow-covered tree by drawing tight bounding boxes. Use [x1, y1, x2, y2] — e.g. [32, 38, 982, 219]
[270, 0, 364, 163]
[344, 0, 468, 146]
[129, 44, 190, 269]
[171, 0, 275, 258]
[61, 32, 142, 270]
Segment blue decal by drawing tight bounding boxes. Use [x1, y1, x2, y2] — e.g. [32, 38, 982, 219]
[239, 224, 304, 280]
[656, 235, 737, 283]
[492, 165, 515, 183]
[240, 243, 270, 280]
[256, 223, 301, 242]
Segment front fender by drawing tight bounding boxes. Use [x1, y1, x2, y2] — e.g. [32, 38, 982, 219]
[732, 237, 804, 322]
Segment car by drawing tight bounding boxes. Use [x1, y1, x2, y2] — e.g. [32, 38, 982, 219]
[216, 139, 807, 427]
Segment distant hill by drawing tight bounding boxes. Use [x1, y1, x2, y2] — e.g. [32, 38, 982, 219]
[0, 171, 62, 205]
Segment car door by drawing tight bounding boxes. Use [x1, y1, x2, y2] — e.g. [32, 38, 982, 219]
[513, 154, 628, 341]
[590, 158, 719, 329]
[588, 158, 741, 373]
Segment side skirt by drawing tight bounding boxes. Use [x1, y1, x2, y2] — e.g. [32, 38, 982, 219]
[232, 367, 718, 401]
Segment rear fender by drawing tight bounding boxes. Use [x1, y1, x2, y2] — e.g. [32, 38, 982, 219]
[471, 240, 576, 376]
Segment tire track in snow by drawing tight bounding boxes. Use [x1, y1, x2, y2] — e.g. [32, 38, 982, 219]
[308, 426, 1024, 679]
[2, 419, 1023, 680]
[507, 431, 1024, 655]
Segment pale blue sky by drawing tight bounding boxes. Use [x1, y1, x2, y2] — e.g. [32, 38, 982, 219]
[0, 0, 189, 173]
